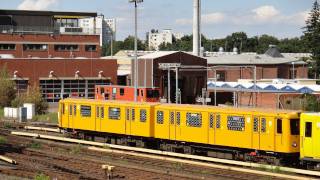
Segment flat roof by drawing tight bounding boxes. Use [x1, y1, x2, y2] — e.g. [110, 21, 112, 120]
[0, 9, 97, 17]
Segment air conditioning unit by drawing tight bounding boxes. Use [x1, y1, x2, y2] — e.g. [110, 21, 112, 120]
[60, 27, 83, 33]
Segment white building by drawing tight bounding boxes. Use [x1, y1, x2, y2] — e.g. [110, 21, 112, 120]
[79, 15, 116, 46]
[148, 29, 173, 50]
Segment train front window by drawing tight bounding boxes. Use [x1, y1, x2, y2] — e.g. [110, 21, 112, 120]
[290, 119, 300, 135]
[305, 122, 312, 137]
[147, 90, 159, 98]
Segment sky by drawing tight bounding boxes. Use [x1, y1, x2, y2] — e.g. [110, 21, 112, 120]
[0, 0, 314, 40]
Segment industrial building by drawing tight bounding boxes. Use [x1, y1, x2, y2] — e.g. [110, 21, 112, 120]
[0, 9, 117, 102]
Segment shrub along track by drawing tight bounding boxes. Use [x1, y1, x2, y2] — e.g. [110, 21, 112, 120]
[0, 126, 290, 180]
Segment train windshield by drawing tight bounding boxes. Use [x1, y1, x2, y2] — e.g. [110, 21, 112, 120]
[290, 119, 300, 135]
[147, 90, 160, 98]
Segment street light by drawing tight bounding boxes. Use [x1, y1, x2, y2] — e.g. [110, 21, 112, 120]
[129, 0, 143, 102]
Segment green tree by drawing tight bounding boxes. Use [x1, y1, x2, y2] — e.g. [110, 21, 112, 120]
[101, 36, 147, 56]
[12, 85, 48, 114]
[0, 65, 16, 107]
[256, 34, 280, 54]
[304, 0, 320, 78]
[225, 32, 248, 53]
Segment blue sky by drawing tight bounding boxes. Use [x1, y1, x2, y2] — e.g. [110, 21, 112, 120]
[0, 0, 314, 40]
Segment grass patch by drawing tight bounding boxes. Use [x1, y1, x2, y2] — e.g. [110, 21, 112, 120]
[33, 112, 58, 124]
[3, 122, 12, 129]
[0, 136, 7, 144]
[0, 108, 4, 119]
[34, 173, 50, 180]
[70, 144, 82, 154]
[29, 141, 41, 149]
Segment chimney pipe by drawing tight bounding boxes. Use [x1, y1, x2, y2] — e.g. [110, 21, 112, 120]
[193, 0, 201, 56]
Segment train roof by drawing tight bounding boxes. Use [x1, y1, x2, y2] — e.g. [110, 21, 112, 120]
[60, 98, 300, 115]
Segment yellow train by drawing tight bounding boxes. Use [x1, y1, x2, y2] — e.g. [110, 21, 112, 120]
[59, 98, 306, 165]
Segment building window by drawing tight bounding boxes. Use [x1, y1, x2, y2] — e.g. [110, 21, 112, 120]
[140, 109, 147, 122]
[120, 88, 125, 96]
[108, 107, 120, 120]
[0, 44, 15, 50]
[227, 116, 245, 131]
[85, 45, 97, 51]
[186, 113, 202, 127]
[80, 105, 91, 117]
[157, 111, 164, 124]
[54, 45, 79, 51]
[23, 44, 48, 51]
[216, 71, 226, 81]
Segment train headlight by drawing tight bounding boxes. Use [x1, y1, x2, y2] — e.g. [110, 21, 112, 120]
[292, 142, 297, 147]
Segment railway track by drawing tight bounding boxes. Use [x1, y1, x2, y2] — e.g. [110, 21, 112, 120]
[0, 126, 291, 180]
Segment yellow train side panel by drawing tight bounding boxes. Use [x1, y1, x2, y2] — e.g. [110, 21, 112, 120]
[300, 113, 320, 160]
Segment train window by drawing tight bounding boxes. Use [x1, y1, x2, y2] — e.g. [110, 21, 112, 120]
[216, 114, 221, 129]
[73, 105, 76, 116]
[140, 109, 147, 122]
[305, 122, 312, 137]
[186, 113, 202, 127]
[126, 109, 130, 121]
[108, 107, 121, 120]
[170, 112, 174, 125]
[157, 111, 164, 124]
[290, 119, 300, 135]
[69, 105, 72, 116]
[209, 113, 214, 128]
[80, 105, 91, 117]
[261, 118, 266, 133]
[96, 107, 100, 118]
[253, 117, 259, 132]
[277, 119, 282, 134]
[120, 88, 125, 96]
[176, 112, 181, 126]
[62, 104, 65, 115]
[101, 107, 104, 118]
[147, 90, 160, 98]
[227, 116, 245, 131]
[132, 109, 135, 121]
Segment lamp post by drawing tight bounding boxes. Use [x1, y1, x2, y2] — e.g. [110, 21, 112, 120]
[129, 0, 143, 102]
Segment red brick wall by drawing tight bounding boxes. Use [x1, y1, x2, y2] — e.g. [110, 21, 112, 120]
[0, 58, 117, 86]
[0, 34, 100, 58]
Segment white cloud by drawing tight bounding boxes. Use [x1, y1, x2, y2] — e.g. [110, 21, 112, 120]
[18, 0, 59, 10]
[176, 5, 309, 27]
[252, 5, 280, 22]
[176, 12, 225, 25]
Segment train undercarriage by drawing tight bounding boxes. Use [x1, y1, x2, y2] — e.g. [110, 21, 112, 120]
[64, 128, 301, 168]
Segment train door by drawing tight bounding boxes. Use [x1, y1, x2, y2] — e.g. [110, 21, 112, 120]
[252, 116, 260, 149]
[302, 120, 313, 158]
[125, 108, 133, 135]
[275, 118, 284, 151]
[259, 117, 275, 151]
[169, 111, 176, 140]
[95, 106, 104, 132]
[208, 113, 215, 144]
[68, 104, 73, 129]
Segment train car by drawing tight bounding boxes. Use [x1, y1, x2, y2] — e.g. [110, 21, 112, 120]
[59, 98, 160, 144]
[95, 85, 160, 102]
[59, 98, 304, 165]
[153, 104, 300, 163]
[300, 113, 320, 168]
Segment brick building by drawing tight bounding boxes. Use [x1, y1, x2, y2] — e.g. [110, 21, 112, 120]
[0, 9, 117, 102]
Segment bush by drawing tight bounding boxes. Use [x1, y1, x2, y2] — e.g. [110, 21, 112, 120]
[302, 94, 320, 112]
[11, 85, 48, 114]
[0, 65, 16, 108]
[34, 173, 50, 180]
